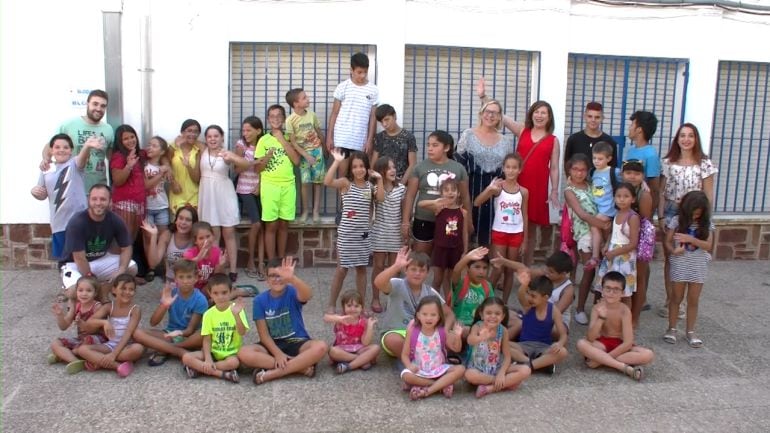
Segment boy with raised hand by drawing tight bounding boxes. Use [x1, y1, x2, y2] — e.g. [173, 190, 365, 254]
[238, 256, 328, 385]
[374, 246, 456, 360]
[449, 246, 494, 337]
[285, 88, 325, 224]
[326, 52, 379, 177]
[133, 259, 208, 366]
[181, 273, 247, 383]
[509, 273, 569, 374]
[577, 271, 654, 381]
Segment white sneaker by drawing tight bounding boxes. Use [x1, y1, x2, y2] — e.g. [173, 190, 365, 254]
[574, 311, 589, 325]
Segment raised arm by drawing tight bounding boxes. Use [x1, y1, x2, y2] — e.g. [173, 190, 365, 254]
[324, 148, 350, 190]
[477, 77, 524, 137]
[374, 246, 410, 294]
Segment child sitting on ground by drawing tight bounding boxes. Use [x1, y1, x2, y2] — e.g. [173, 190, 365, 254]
[133, 259, 208, 366]
[48, 276, 106, 374]
[181, 273, 248, 383]
[237, 257, 328, 385]
[577, 271, 654, 381]
[324, 289, 380, 374]
[449, 246, 494, 337]
[509, 274, 569, 374]
[374, 246, 456, 361]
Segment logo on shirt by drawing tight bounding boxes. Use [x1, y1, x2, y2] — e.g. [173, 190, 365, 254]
[445, 217, 459, 237]
[426, 171, 457, 196]
[86, 236, 107, 258]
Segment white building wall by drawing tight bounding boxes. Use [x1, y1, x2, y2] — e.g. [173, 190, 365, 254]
[2, 0, 769, 224]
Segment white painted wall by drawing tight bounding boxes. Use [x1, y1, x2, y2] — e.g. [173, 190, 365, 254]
[2, 0, 769, 224]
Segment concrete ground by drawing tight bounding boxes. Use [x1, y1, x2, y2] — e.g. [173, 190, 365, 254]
[2, 260, 770, 433]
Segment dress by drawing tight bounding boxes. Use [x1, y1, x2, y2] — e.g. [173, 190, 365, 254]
[431, 207, 464, 270]
[198, 148, 240, 227]
[337, 181, 373, 268]
[333, 316, 367, 353]
[168, 142, 200, 212]
[466, 324, 504, 375]
[455, 129, 513, 244]
[516, 129, 555, 226]
[371, 184, 406, 253]
[411, 328, 450, 379]
[595, 212, 637, 296]
[565, 184, 597, 245]
[668, 220, 713, 283]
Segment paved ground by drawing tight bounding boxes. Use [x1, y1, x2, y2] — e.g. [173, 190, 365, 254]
[2, 260, 770, 433]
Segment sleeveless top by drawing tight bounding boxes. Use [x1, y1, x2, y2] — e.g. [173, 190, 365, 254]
[165, 234, 192, 280]
[433, 207, 463, 248]
[333, 316, 367, 352]
[611, 213, 632, 245]
[492, 187, 524, 234]
[520, 303, 553, 345]
[108, 302, 138, 344]
[565, 184, 597, 241]
[466, 323, 505, 375]
[169, 143, 200, 212]
[516, 128, 555, 226]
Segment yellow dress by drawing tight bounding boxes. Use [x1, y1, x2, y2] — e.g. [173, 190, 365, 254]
[168, 142, 200, 212]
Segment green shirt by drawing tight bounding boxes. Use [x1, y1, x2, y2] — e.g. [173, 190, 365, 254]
[201, 304, 249, 360]
[452, 277, 492, 326]
[255, 132, 296, 184]
[57, 117, 114, 191]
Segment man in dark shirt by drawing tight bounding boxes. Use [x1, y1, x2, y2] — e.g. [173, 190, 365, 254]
[564, 102, 619, 170]
[60, 184, 137, 300]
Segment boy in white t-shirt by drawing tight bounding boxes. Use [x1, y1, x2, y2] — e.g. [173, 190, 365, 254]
[326, 52, 379, 178]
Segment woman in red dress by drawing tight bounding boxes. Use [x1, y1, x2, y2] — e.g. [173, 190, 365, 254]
[478, 79, 561, 264]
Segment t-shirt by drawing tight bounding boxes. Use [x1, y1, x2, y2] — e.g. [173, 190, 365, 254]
[625, 144, 660, 179]
[37, 158, 87, 233]
[57, 117, 114, 192]
[201, 304, 249, 361]
[252, 285, 310, 341]
[255, 132, 295, 184]
[411, 159, 468, 222]
[660, 158, 718, 203]
[62, 210, 131, 262]
[332, 79, 379, 151]
[379, 278, 444, 333]
[144, 162, 169, 210]
[286, 111, 321, 151]
[166, 287, 208, 332]
[565, 131, 619, 169]
[373, 129, 418, 180]
[591, 167, 617, 217]
[452, 278, 493, 326]
[183, 246, 222, 289]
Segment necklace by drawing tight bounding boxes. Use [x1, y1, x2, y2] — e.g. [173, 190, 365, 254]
[207, 149, 219, 170]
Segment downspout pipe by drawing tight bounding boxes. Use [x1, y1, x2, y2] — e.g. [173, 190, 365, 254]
[588, 0, 770, 13]
[139, 15, 153, 146]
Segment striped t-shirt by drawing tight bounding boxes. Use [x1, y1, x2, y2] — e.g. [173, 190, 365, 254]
[333, 79, 378, 151]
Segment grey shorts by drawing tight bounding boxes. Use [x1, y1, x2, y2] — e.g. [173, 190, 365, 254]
[517, 340, 551, 359]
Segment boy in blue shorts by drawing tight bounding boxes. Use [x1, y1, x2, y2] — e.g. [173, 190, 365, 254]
[374, 246, 456, 360]
[286, 88, 325, 224]
[133, 259, 208, 365]
[238, 256, 328, 384]
[509, 274, 569, 374]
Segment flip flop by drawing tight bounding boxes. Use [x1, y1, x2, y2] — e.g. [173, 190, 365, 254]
[235, 284, 259, 297]
[147, 352, 168, 367]
[256, 270, 266, 281]
[245, 269, 259, 278]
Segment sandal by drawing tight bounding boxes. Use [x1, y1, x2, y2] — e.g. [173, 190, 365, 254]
[235, 284, 259, 297]
[624, 364, 644, 381]
[245, 268, 259, 278]
[147, 352, 168, 367]
[475, 384, 490, 398]
[409, 386, 428, 400]
[663, 328, 677, 344]
[442, 384, 454, 399]
[303, 365, 316, 378]
[256, 269, 266, 281]
[336, 362, 350, 374]
[222, 370, 240, 383]
[65, 359, 85, 375]
[370, 301, 384, 314]
[686, 331, 703, 348]
[584, 257, 600, 271]
[253, 369, 267, 385]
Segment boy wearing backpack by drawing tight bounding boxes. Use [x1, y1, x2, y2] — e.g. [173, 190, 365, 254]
[450, 247, 494, 338]
[585, 141, 620, 270]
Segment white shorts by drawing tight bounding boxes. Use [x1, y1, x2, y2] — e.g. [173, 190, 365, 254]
[61, 254, 137, 288]
[577, 233, 592, 253]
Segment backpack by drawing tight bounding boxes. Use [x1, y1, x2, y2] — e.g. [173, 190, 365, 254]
[590, 166, 619, 191]
[637, 217, 656, 262]
[409, 322, 447, 361]
[448, 274, 491, 307]
[559, 204, 577, 264]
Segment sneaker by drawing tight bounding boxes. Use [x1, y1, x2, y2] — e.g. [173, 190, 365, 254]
[116, 361, 134, 378]
[574, 311, 589, 325]
[47, 353, 59, 365]
[65, 360, 85, 375]
[184, 365, 200, 379]
[228, 272, 238, 283]
[543, 364, 556, 375]
[336, 362, 350, 374]
[222, 370, 240, 383]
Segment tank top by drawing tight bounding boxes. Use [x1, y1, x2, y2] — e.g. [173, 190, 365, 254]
[165, 234, 192, 280]
[433, 207, 463, 248]
[519, 303, 553, 345]
[492, 187, 524, 234]
[108, 302, 137, 344]
[611, 214, 632, 245]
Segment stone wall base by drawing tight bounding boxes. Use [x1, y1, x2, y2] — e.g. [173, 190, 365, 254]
[3, 217, 768, 270]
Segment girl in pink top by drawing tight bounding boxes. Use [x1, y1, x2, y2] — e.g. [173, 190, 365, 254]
[323, 290, 380, 374]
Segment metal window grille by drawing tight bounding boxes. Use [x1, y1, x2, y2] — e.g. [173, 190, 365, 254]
[229, 42, 376, 215]
[403, 45, 539, 159]
[565, 54, 689, 164]
[711, 61, 770, 214]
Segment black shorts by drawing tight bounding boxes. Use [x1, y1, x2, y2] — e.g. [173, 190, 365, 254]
[271, 338, 309, 357]
[336, 147, 355, 159]
[411, 219, 435, 243]
[238, 193, 262, 224]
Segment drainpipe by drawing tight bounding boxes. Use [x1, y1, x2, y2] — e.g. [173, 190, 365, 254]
[139, 15, 153, 146]
[589, 0, 770, 13]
